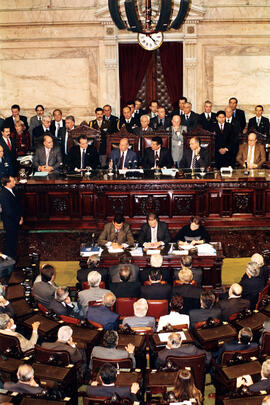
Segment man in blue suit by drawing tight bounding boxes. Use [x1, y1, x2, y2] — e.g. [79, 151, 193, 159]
[109, 138, 138, 169]
[87, 292, 119, 330]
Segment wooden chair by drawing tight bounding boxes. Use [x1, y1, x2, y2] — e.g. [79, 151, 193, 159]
[82, 281, 105, 290]
[147, 300, 168, 320]
[83, 395, 110, 405]
[141, 133, 169, 155]
[115, 297, 138, 320]
[220, 347, 259, 366]
[91, 356, 133, 374]
[38, 302, 50, 315]
[88, 319, 104, 329]
[194, 318, 221, 330]
[173, 279, 198, 287]
[144, 280, 167, 286]
[59, 314, 81, 325]
[0, 333, 33, 358]
[261, 331, 270, 357]
[106, 132, 139, 156]
[34, 344, 71, 367]
[228, 312, 241, 322]
[88, 300, 103, 307]
[165, 353, 206, 393]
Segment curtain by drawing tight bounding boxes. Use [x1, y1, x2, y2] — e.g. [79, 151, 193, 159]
[159, 42, 183, 109]
[119, 44, 152, 109]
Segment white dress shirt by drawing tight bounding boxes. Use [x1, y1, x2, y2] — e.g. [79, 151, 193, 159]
[157, 311, 190, 332]
[151, 225, 158, 243]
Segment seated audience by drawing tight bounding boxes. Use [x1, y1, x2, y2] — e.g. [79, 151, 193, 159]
[0, 145, 13, 179]
[179, 137, 208, 169]
[198, 100, 216, 132]
[236, 132, 266, 169]
[4, 364, 43, 394]
[175, 216, 210, 246]
[142, 136, 173, 169]
[248, 359, 270, 392]
[86, 363, 140, 399]
[42, 325, 82, 363]
[218, 283, 250, 321]
[109, 251, 139, 283]
[248, 105, 269, 135]
[263, 395, 270, 405]
[172, 269, 203, 314]
[0, 285, 15, 317]
[87, 292, 119, 330]
[216, 327, 257, 364]
[133, 114, 153, 135]
[173, 255, 203, 288]
[90, 330, 135, 369]
[33, 134, 62, 172]
[157, 296, 190, 332]
[32, 113, 52, 148]
[122, 298, 155, 330]
[189, 291, 221, 328]
[251, 252, 269, 285]
[138, 212, 171, 247]
[170, 114, 186, 168]
[109, 264, 141, 298]
[181, 102, 199, 130]
[98, 214, 134, 247]
[3, 104, 29, 133]
[13, 120, 31, 156]
[155, 332, 211, 369]
[149, 106, 171, 130]
[139, 253, 172, 284]
[140, 268, 171, 300]
[67, 134, 99, 172]
[108, 137, 137, 169]
[29, 104, 44, 136]
[32, 264, 56, 308]
[240, 261, 265, 309]
[173, 369, 203, 405]
[77, 255, 107, 287]
[78, 270, 110, 316]
[49, 287, 83, 319]
[0, 313, 40, 352]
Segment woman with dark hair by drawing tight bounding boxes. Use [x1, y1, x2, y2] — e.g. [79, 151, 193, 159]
[13, 120, 31, 156]
[157, 296, 190, 331]
[175, 216, 210, 246]
[173, 369, 202, 404]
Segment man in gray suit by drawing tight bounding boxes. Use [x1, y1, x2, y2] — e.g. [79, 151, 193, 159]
[29, 104, 44, 136]
[170, 114, 186, 168]
[33, 134, 62, 172]
[122, 298, 156, 330]
[90, 330, 135, 369]
[78, 270, 110, 316]
[32, 264, 56, 308]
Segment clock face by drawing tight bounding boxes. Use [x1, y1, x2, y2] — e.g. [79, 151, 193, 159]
[137, 32, 164, 51]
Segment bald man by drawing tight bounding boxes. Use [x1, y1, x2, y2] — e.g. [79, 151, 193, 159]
[218, 283, 250, 321]
[108, 137, 138, 169]
[236, 132, 266, 169]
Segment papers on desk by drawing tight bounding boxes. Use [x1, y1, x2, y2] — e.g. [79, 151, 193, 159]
[197, 243, 216, 256]
[172, 250, 189, 255]
[108, 247, 124, 253]
[179, 243, 194, 250]
[147, 249, 161, 255]
[33, 171, 48, 177]
[158, 331, 186, 342]
[80, 246, 103, 257]
[130, 247, 143, 256]
[161, 168, 178, 177]
[119, 168, 144, 174]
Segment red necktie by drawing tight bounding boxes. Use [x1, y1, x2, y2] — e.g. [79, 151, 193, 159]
[7, 138, 11, 151]
[119, 152, 124, 169]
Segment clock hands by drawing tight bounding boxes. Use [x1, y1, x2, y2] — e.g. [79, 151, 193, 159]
[149, 35, 157, 45]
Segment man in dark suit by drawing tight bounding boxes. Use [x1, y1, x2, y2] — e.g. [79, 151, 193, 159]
[103, 104, 118, 134]
[133, 114, 153, 136]
[32, 113, 52, 149]
[189, 291, 222, 328]
[86, 363, 140, 400]
[171, 96, 187, 119]
[67, 134, 99, 172]
[181, 102, 199, 131]
[42, 325, 82, 363]
[198, 100, 216, 132]
[109, 252, 139, 283]
[179, 136, 208, 169]
[142, 136, 173, 169]
[87, 292, 119, 330]
[33, 134, 62, 172]
[239, 261, 265, 310]
[172, 269, 203, 314]
[229, 97, 246, 132]
[90, 107, 111, 167]
[249, 359, 270, 392]
[139, 253, 172, 284]
[32, 264, 56, 308]
[3, 104, 28, 132]
[0, 176, 22, 260]
[109, 265, 141, 298]
[149, 106, 171, 131]
[224, 106, 241, 166]
[214, 110, 234, 169]
[140, 268, 171, 300]
[4, 364, 43, 395]
[134, 98, 147, 122]
[0, 127, 16, 169]
[48, 287, 82, 318]
[155, 332, 211, 369]
[0, 144, 14, 179]
[117, 106, 138, 133]
[218, 283, 250, 321]
[248, 105, 270, 136]
[108, 137, 138, 169]
[57, 115, 75, 163]
[29, 104, 44, 137]
[50, 108, 65, 139]
[138, 212, 171, 246]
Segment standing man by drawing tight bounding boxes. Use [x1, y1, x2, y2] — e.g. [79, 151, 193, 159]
[181, 102, 199, 131]
[50, 109, 65, 139]
[0, 127, 16, 170]
[171, 97, 187, 118]
[90, 107, 111, 168]
[32, 113, 52, 149]
[149, 106, 171, 131]
[0, 176, 23, 260]
[103, 104, 118, 134]
[58, 115, 75, 163]
[148, 100, 159, 119]
[170, 115, 186, 167]
[248, 105, 270, 136]
[29, 105, 44, 137]
[213, 110, 233, 169]
[198, 100, 216, 132]
[117, 106, 138, 133]
[3, 104, 28, 133]
[228, 97, 246, 133]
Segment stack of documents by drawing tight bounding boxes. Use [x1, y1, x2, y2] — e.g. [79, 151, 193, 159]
[80, 246, 103, 257]
[130, 247, 143, 256]
[197, 243, 216, 256]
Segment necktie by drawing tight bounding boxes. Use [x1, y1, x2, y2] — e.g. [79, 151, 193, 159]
[155, 151, 159, 167]
[185, 115, 189, 121]
[227, 119, 230, 123]
[220, 124, 224, 132]
[38, 117, 41, 121]
[6, 138, 11, 151]
[191, 153, 196, 169]
[45, 149, 50, 166]
[247, 146, 253, 167]
[46, 129, 50, 133]
[207, 114, 210, 121]
[119, 152, 124, 169]
[82, 149, 86, 169]
[257, 118, 260, 126]
[65, 131, 69, 155]
[55, 122, 60, 137]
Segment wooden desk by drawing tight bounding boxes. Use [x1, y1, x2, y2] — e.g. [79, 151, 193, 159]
[151, 330, 194, 351]
[234, 312, 269, 331]
[23, 314, 60, 338]
[115, 371, 142, 386]
[20, 399, 71, 405]
[194, 324, 237, 351]
[71, 326, 100, 346]
[117, 334, 145, 350]
[146, 370, 177, 396]
[222, 396, 266, 405]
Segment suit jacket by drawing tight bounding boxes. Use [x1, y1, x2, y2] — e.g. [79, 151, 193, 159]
[139, 266, 172, 284]
[50, 119, 65, 138]
[198, 112, 217, 132]
[179, 147, 208, 169]
[155, 344, 211, 369]
[122, 316, 156, 330]
[109, 148, 138, 169]
[138, 221, 171, 244]
[32, 125, 51, 148]
[3, 115, 29, 132]
[0, 136, 16, 164]
[32, 281, 56, 308]
[90, 345, 135, 369]
[149, 116, 171, 131]
[133, 126, 153, 136]
[29, 115, 42, 136]
[219, 297, 250, 321]
[98, 222, 134, 246]
[78, 286, 110, 316]
[33, 145, 62, 170]
[42, 340, 82, 363]
[4, 381, 43, 394]
[57, 126, 75, 159]
[142, 147, 174, 169]
[249, 378, 270, 393]
[0, 302, 15, 318]
[0, 187, 22, 229]
[117, 117, 138, 133]
[67, 144, 99, 171]
[172, 284, 203, 314]
[48, 298, 75, 316]
[109, 264, 139, 283]
[248, 116, 270, 136]
[233, 108, 246, 132]
[90, 119, 111, 155]
[87, 305, 119, 330]
[103, 114, 118, 134]
[140, 283, 172, 300]
[216, 341, 258, 364]
[236, 143, 266, 168]
[240, 274, 265, 310]
[189, 306, 222, 328]
[181, 111, 199, 131]
[0, 328, 38, 353]
[86, 384, 136, 400]
[213, 122, 234, 168]
[0, 117, 4, 131]
[109, 281, 141, 298]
